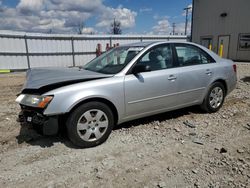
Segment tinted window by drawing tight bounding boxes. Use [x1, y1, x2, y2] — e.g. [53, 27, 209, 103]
[175, 44, 214, 66]
[137, 44, 174, 71]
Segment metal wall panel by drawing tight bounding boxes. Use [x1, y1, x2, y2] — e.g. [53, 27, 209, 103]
[74, 39, 110, 52]
[29, 55, 73, 68]
[0, 56, 28, 69]
[75, 54, 96, 66]
[0, 32, 187, 69]
[0, 37, 26, 52]
[112, 39, 141, 46]
[28, 39, 72, 53]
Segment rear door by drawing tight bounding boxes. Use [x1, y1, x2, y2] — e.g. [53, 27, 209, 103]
[173, 43, 216, 105]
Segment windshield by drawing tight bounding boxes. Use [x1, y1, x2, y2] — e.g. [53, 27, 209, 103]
[83, 46, 144, 74]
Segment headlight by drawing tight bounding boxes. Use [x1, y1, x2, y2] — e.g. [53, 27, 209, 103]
[16, 94, 53, 108]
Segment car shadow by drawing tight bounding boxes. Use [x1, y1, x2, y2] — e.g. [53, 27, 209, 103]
[16, 105, 204, 149]
[241, 76, 250, 83]
[16, 123, 79, 149]
[114, 105, 203, 130]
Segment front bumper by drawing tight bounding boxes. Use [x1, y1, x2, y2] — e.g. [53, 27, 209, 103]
[17, 106, 59, 135]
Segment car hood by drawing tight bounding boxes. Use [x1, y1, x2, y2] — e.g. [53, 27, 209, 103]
[22, 67, 113, 94]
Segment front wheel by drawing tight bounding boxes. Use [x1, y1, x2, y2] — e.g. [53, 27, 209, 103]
[66, 102, 114, 148]
[201, 82, 226, 113]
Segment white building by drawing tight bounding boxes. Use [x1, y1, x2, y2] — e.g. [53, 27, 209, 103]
[191, 0, 250, 61]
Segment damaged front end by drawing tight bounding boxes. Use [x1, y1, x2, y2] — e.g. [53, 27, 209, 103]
[16, 94, 58, 135]
[15, 67, 114, 136]
[17, 106, 59, 135]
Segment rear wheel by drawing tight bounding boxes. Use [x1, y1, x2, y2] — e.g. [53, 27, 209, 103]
[66, 102, 114, 148]
[201, 82, 225, 113]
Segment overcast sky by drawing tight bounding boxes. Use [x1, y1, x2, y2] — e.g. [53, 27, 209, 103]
[0, 0, 192, 35]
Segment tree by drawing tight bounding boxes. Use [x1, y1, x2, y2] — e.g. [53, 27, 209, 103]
[48, 29, 53, 34]
[76, 21, 85, 35]
[110, 19, 122, 34]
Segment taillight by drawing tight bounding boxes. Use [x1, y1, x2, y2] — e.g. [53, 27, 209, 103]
[233, 64, 237, 73]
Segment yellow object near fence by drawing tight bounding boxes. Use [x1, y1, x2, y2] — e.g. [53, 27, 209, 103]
[219, 44, 224, 57]
[209, 44, 212, 50]
[0, 69, 10, 73]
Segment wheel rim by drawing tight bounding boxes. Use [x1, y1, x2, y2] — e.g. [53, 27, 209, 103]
[77, 109, 109, 142]
[209, 87, 224, 109]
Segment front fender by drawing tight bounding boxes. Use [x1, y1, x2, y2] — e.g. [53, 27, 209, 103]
[43, 77, 125, 119]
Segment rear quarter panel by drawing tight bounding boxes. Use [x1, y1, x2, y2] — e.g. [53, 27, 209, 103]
[203, 59, 236, 99]
[221, 59, 237, 94]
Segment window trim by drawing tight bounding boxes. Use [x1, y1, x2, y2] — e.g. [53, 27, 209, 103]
[173, 43, 215, 67]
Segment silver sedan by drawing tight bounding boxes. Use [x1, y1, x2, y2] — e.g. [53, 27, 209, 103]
[16, 41, 237, 147]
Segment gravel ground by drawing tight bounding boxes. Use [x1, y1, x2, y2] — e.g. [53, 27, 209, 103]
[0, 63, 250, 188]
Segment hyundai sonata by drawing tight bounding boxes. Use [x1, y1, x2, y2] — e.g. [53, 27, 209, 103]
[16, 41, 237, 147]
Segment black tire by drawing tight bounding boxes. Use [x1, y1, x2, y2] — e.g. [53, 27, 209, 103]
[66, 102, 114, 148]
[201, 82, 226, 113]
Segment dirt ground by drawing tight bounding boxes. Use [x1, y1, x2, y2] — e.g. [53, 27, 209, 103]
[0, 63, 250, 188]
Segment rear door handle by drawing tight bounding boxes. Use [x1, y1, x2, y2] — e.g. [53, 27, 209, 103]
[205, 69, 212, 75]
[168, 75, 177, 81]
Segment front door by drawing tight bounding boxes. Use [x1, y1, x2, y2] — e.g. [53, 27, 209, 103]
[124, 44, 179, 118]
[218, 35, 230, 58]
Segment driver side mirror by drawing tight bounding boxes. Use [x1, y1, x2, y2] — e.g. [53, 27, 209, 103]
[132, 64, 151, 74]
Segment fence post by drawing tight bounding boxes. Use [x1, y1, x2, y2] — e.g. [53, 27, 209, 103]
[24, 35, 30, 69]
[71, 37, 75, 67]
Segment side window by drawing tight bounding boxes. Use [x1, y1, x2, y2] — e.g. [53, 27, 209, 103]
[137, 44, 174, 71]
[175, 44, 213, 66]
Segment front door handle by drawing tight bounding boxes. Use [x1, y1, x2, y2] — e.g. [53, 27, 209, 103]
[205, 69, 212, 75]
[168, 75, 177, 81]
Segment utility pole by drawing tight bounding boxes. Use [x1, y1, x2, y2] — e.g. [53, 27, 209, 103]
[172, 23, 176, 35]
[184, 6, 192, 35]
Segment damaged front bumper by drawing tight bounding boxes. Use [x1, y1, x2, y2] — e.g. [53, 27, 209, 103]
[17, 105, 59, 135]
